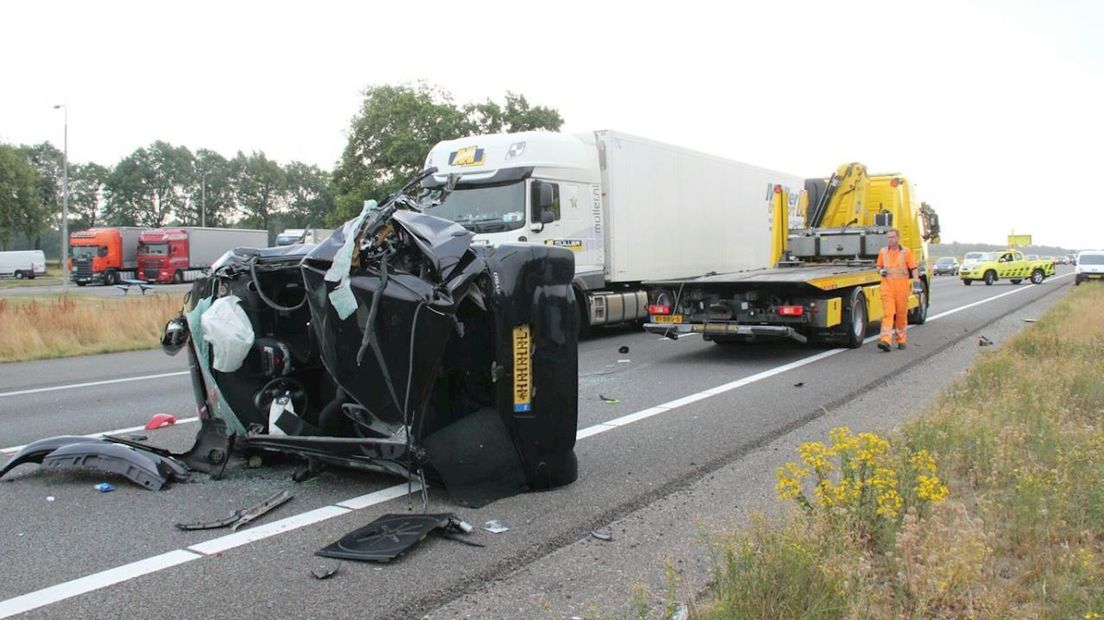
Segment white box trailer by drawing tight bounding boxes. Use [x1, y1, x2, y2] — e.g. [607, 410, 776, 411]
[0, 250, 47, 279]
[424, 130, 802, 330]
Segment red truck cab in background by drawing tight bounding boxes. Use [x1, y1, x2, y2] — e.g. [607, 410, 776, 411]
[137, 227, 269, 283]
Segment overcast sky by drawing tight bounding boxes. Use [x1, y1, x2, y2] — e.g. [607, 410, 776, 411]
[3, 0, 1101, 248]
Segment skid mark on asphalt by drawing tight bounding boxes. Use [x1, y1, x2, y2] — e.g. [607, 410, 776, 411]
[0, 273, 1072, 619]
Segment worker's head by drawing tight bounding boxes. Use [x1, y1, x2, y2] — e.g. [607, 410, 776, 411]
[886, 228, 900, 248]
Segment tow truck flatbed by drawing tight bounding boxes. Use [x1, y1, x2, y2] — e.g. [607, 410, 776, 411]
[648, 262, 880, 295]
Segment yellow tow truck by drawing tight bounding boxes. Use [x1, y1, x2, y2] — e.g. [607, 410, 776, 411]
[957, 249, 1055, 285]
[644, 163, 940, 347]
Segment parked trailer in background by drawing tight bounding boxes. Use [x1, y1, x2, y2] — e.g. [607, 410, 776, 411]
[274, 228, 334, 246]
[137, 227, 269, 283]
[424, 130, 803, 331]
[0, 250, 47, 279]
[69, 227, 144, 286]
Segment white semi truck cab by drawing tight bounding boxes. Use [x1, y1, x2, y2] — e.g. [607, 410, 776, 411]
[425, 130, 802, 331]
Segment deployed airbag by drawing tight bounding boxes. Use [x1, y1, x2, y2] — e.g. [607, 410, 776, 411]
[201, 295, 255, 372]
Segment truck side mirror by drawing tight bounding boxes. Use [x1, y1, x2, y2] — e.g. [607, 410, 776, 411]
[530, 182, 556, 232]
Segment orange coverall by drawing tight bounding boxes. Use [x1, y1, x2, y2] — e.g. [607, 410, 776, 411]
[876, 246, 917, 345]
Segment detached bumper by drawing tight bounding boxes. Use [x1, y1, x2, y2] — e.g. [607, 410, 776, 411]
[644, 322, 807, 343]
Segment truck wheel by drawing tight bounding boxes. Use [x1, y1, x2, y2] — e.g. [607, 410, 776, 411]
[104, 270, 117, 286]
[845, 290, 867, 349]
[173, 270, 184, 284]
[908, 281, 928, 325]
[13, 270, 24, 279]
[983, 270, 996, 286]
[1030, 269, 1044, 285]
[76, 281, 87, 287]
[962, 279, 972, 286]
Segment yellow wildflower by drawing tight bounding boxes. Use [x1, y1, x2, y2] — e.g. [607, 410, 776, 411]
[915, 474, 949, 503]
[797, 441, 834, 476]
[775, 461, 810, 501]
[910, 449, 938, 473]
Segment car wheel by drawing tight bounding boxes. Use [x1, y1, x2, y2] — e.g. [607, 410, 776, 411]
[1030, 269, 1044, 285]
[845, 290, 867, 349]
[984, 270, 996, 286]
[1010, 279, 1022, 285]
[962, 279, 972, 286]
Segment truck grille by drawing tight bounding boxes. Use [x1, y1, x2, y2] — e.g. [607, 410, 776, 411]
[144, 268, 159, 281]
[75, 259, 93, 279]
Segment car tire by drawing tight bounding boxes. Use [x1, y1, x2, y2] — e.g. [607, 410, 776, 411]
[1030, 269, 1044, 285]
[104, 270, 118, 286]
[1010, 279, 1022, 284]
[962, 279, 972, 286]
[845, 289, 867, 349]
[984, 270, 996, 286]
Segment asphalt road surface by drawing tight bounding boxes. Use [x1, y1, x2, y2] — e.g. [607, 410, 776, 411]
[0, 268, 1076, 618]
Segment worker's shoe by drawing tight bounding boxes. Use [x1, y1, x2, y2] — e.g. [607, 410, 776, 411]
[897, 342, 907, 350]
[877, 341, 891, 352]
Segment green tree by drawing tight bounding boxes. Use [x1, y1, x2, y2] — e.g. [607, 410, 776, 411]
[103, 142, 195, 227]
[187, 149, 235, 227]
[231, 151, 285, 236]
[17, 142, 64, 243]
[285, 162, 334, 227]
[69, 162, 110, 229]
[331, 84, 563, 224]
[0, 145, 42, 249]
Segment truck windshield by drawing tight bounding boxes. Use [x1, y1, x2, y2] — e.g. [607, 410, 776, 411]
[139, 243, 169, 256]
[71, 246, 103, 259]
[1079, 254, 1104, 265]
[428, 182, 526, 233]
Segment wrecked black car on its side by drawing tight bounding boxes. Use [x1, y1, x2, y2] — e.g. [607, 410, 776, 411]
[169, 168, 579, 506]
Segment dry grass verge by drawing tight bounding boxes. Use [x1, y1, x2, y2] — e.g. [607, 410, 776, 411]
[694, 286, 1104, 619]
[0, 294, 182, 363]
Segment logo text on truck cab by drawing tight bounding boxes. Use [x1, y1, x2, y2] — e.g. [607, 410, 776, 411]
[448, 146, 485, 167]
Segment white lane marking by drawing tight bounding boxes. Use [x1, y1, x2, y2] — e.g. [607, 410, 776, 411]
[0, 370, 189, 399]
[0, 550, 200, 619]
[1, 418, 199, 455]
[0, 277, 1071, 618]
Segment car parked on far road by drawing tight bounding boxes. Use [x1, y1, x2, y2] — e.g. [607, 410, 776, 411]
[933, 256, 959, 275]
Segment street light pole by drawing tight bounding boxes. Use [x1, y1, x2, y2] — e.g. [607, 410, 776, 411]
[53, 104, 70, 291]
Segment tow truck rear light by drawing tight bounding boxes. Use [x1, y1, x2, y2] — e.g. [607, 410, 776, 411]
[777, 305, 805, 316]
[890, 178, 900, 187]
[647, 304, 671, 316]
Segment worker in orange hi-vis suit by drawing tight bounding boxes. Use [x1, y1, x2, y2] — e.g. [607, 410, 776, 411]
[875, 228, 919, 352]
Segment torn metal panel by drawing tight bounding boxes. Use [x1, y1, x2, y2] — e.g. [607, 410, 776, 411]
[175, 490, 293, 531]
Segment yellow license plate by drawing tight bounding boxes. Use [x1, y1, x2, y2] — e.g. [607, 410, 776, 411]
[651, 315, 683, 324]
[512, 325, 531, 413]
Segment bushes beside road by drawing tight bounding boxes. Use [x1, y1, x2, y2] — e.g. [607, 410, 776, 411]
[0, 294, 180, 362]
[696, 286, 1104, 618]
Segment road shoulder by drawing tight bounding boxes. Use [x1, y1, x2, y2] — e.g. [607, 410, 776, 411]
[427, 285, 1071, 619]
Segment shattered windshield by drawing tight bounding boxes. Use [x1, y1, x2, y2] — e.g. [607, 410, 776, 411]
[429, 182, 525, 233]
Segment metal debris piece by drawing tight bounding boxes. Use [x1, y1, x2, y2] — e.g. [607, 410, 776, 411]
[978, 335, 994, 346]
[793, 382, 805, 388]
[599, 395, 621, 404]
[175, 490, 293, 531]
[482, 519, 509, 534]
[1023, 318, 1037, 323]
[591, 527, 613, 541]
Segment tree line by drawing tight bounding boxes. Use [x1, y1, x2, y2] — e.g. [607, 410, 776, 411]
[0, 84, 562, 252]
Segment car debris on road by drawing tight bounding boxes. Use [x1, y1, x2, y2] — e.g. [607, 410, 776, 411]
[316, 513, 476, 562]
[0, 435, 190, 491]
[174, 490, 294, 531]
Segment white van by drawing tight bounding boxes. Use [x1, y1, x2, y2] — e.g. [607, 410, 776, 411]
[0, 250, 47, 279]
[1075, 250, 1104, 285]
